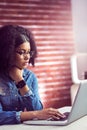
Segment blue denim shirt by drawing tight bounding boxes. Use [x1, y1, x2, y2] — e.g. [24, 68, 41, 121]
[0, 69, 43, 125]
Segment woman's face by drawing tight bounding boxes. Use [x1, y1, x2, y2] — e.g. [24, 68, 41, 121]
[14, 41, 31, 70]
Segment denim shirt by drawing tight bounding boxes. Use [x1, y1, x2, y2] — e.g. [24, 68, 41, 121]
[0, 69, 43, 125]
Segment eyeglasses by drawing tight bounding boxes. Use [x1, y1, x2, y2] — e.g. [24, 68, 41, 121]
[16, 50, 34, 57]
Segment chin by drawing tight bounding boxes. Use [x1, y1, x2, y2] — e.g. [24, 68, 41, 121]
[17, 64, 29, 70]
[17, 66, 26, 70]
[22, 65, 28, 69]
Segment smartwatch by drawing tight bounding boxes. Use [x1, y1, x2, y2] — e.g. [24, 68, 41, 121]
[16, 80, 26, 89]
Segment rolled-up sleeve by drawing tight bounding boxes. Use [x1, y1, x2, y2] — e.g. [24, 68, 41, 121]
[0, 103, 22, 125]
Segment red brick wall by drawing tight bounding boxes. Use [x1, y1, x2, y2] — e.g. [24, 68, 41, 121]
[0, 0, 75, 108]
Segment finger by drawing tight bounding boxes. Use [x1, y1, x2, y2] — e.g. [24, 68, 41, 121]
[50, 109, 66, 118]
[53, 116, 60, 120]
[57, 111, 66, 118]
[49, 109, 65, 118]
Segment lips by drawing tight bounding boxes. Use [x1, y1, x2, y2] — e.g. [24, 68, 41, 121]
[23, 62, 29, 66]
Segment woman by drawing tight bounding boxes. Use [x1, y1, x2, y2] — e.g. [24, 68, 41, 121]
[0, 25, 65, 125]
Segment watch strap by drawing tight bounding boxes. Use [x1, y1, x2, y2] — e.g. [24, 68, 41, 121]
[16, 80, 26, 89]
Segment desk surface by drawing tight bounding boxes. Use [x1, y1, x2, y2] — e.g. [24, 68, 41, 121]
[0, 116, 87, 130]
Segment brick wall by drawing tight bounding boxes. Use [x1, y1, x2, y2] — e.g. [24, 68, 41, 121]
[0, 0, 75, 108]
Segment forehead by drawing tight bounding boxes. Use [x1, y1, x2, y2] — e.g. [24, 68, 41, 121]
[16, 41, 30, 50]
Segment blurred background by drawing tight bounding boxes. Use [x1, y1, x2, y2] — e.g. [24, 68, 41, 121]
[0, 0, 86, 108]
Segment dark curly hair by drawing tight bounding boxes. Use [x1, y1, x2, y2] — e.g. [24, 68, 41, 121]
[0, 25, 37, 74]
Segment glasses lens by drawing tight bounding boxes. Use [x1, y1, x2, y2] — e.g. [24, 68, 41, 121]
[30, 51, 34, 57]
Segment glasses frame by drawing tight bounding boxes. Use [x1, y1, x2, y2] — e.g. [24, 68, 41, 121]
[16, 50, 34, 57]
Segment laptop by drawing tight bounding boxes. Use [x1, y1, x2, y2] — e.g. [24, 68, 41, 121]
[23, 81, 87, 126]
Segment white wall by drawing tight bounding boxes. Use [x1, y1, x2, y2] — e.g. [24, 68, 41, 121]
[71, 0, 87, 52]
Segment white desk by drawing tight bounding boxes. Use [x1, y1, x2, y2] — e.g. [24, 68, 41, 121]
[0, 116, 87, 130]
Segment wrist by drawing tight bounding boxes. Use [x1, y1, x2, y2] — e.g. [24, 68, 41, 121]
[16, 80, 26, 89]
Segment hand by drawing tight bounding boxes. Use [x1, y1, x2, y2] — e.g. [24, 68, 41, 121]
[9, 66, 30, 96]
[35, 108, 65, 120]
[9, 66, 23, 83]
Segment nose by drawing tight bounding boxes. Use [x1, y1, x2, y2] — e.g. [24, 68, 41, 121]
[24, 54, 30, 60]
